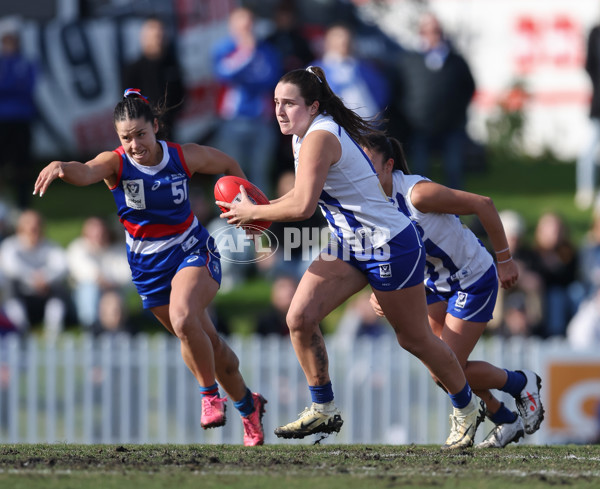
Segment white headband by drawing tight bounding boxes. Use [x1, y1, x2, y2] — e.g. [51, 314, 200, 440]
[306, 66, 323, 83]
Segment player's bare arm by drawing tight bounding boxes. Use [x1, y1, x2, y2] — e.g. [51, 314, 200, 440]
[411, 181, 518, 288]
[220, 130, 337, 224]
[33, 151, 120, 197]
[268, 188, 295, 205]
[182, 144, 245, 179]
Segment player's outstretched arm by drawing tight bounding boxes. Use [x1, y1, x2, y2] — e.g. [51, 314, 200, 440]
[33, 151, 120, 197]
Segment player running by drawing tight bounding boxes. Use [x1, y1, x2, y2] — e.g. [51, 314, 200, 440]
[33, 88, 267, 446]
[218, 66, 485, 449]
[364, 132, 544, 447]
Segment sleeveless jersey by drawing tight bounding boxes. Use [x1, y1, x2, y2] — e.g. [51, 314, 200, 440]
[390, 171, 494, 294]
[293, 114, 410, 251]
[110, 140, 210, 274]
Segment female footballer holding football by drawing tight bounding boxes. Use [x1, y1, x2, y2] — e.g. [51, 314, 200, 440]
[364, 133, 544, 447]
[33, 88, 266, 446]
[217, 66, 484, 449]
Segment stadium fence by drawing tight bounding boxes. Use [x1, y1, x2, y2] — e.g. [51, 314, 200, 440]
[0, 333, 578, 445]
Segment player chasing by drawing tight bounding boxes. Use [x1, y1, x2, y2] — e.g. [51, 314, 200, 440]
[364, 133, 544, 447]
[218, 66, 486, 449]
[33, 88, 267, 446]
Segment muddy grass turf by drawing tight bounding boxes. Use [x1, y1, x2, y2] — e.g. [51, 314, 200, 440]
[0, 444, 599, 489]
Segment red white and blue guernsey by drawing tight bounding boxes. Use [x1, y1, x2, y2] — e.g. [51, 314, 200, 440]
[390, 171, 498, 321]
[293, 114, 425, 291]
[111, 140, 221, 309]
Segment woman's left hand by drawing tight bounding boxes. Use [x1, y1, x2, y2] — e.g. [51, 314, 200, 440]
[216, 185, 257, 226]
[497, 258, 519, 289]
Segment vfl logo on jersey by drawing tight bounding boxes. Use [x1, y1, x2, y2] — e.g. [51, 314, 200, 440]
[456, 292, 468, 309]
[379, 263, 392, 278]
[123, 179, 146, 209]
[211, 261, 220, 276]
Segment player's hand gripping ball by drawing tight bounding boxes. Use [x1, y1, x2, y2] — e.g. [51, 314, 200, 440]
[214, 176, 272, 230]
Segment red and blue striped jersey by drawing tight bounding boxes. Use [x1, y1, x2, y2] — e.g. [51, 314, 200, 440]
[110, 140, 209, 273]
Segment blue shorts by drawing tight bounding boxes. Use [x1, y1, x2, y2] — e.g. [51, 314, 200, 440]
[132, 236, 222, 309]
[326, 223, 425, 291]
[426, 264, 498, 322]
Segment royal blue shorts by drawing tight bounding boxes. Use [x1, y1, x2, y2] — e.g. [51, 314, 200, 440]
[132, 236, 222, 309]
[426, 264, 498, 322]
[326, 223, 425, 291]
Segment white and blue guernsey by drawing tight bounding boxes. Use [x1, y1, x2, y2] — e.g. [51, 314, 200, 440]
[293, 114, 424, 290]
[390, 171, 497, 321]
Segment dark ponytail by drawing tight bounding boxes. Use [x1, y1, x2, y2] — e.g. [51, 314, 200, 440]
[113, 88, 171, 140]
[279, 66, 380, 146]
[364, 132, 411, 174]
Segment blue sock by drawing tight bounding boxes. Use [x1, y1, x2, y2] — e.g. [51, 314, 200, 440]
[199, 383, 219, 398]
[233, 388, 254, 417]
[489, 403, 518, 425]
[448, 382, 472, 409]
[500, 370, 527, 397]
[309, 382, 334, 404]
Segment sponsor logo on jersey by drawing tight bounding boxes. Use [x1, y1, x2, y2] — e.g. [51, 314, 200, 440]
[181, 235, 199, 252]
[456, 291, 468, 309]
[450, 267, 472, 282]
[186, 255, 199, 263]
[123, 179, 146, 209]
[379, 263, 392, 278]
[151, 180, 161, 190]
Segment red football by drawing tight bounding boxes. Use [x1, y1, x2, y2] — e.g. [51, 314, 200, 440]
[214, 176, 272, 229]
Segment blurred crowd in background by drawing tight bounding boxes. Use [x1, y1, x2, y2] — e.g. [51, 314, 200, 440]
[0, 0, 599, 350]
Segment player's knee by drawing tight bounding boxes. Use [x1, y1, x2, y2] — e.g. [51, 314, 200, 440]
[286, 308, 316, 335]
[169, 308, 194, 338]
[395, 334, 425, 357]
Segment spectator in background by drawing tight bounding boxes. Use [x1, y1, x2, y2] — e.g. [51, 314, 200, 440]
[0, 18, 38, 209]
[255, 274, 297, 337]
[578, 207, 600, 298]
[92, 289, 134, 336]
[393, 12, 475, 190]
[531, 211, 583, 338]
[267, 0, 314, 74]
[266, 0, 315, 176]
[211, 6, 282, 194]
[0, 210, 68, 340]
[312, 23, 390, 121]
[490, 210, 543, 337]
[575, 21, 600, 210]
[66, 216, 131, 328]
[566, 287, 600, 350]
[121, 16, 185, 141]
[0, 199, 15, 243]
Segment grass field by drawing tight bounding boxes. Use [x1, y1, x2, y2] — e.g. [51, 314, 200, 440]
[0, 444, 599, 488]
